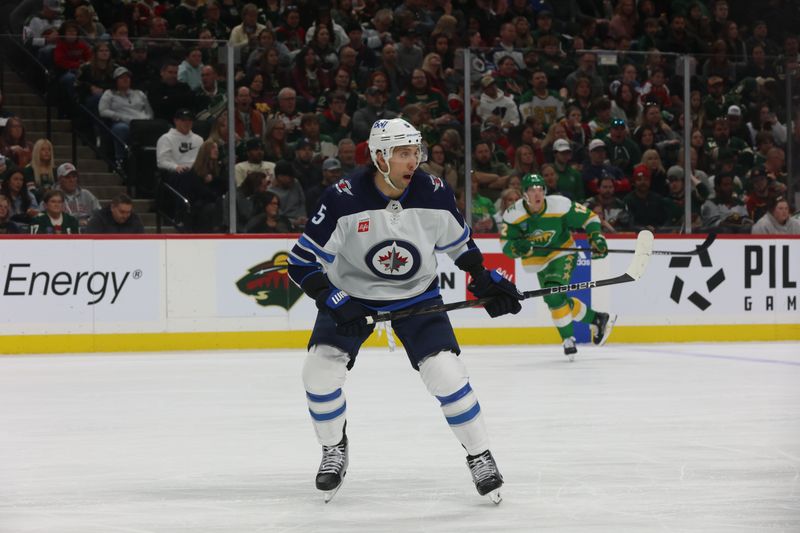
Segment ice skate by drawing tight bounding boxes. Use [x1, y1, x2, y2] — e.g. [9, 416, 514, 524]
[562, 336, 577, 362]
[591, 312, 617, 346]
[316, 432, 348, 503]
[467, 450, 503, 504]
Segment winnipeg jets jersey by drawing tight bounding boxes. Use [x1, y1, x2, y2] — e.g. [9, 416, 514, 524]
[287, 167, 475, 309]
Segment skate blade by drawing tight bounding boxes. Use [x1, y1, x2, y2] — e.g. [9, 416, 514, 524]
[488, 489, 502, 504]
[323, 483, 343, 503]
[597, 314, 617, 347]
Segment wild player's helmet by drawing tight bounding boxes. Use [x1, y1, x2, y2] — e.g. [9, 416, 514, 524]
[522, 173, 546, 192]
[368, 118, 425, 168]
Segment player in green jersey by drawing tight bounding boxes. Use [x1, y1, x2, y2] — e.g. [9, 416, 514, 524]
[500, 174, 615, 360]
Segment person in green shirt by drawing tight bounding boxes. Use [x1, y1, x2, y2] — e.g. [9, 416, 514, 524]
[500, 174, 615, 360]
[30, 190, 80, 234]
[552, 139, 586, 202]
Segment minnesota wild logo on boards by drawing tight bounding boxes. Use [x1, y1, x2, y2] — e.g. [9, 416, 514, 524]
[236, 252, 303, 310]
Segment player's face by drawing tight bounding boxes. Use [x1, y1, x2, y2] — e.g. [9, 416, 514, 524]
[385, 145, 421, 188]
[525, 186, 545, 211]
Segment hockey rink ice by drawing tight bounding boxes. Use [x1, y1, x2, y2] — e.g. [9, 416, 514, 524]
[1, 341, 798, 533]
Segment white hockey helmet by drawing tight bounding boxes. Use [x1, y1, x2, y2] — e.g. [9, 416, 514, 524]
[368, 118, 425, 169]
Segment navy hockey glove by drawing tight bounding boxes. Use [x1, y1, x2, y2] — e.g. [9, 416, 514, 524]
[315, 288, 376, 337]
[467, 269, 524, 318]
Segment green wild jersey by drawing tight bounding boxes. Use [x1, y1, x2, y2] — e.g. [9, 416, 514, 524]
[501, 195, 602, 271]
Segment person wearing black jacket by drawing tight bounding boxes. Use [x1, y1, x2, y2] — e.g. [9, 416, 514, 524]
[147, 60, 196, 121]
[85, 194, 145, 234]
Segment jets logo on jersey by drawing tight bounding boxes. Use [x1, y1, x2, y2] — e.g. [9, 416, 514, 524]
[335, 179, 354, 196]
[429, 175, 444, 192]
[365, 239, 421, 280]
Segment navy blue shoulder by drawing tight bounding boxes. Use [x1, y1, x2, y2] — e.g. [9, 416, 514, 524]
[403, 169, 464, 224]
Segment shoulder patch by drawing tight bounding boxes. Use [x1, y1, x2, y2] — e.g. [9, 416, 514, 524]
[429, 174, 444, 192]
[544, 195, 573, 215]
[334, 178, 354, 196]
[503, 198, 529, 224]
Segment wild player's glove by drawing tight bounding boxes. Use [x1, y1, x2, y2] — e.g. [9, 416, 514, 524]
[315, 288, 376, 337]
[589, 232, 608, 259]
[467, 269, 524, 318]
[508, 239, 531, 257]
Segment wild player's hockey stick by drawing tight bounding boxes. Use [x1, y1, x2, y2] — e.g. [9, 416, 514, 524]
[364, 230, 654, 325]
[529, 232, 716, 256]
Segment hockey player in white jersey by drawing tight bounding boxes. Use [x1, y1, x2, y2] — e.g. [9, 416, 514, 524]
[287, 118, 523, 503]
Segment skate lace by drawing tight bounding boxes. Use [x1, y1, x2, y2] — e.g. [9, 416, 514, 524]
[468, 453, 498, 483]
[319, 442, 346, 474]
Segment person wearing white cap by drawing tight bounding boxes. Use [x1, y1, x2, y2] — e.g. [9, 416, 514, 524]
[476, 74, 520, 130]
[581, 139, 626, 197]
[551, 138, 585, 201]
[98, 66, 154, 166]
[725, 105, 749, 142]
[53, 162, 101, 227]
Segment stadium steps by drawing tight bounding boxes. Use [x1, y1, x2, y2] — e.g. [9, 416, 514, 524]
[3, 69, 171, 233]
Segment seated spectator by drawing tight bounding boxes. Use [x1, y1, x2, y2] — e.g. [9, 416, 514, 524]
[664, 166, 703, 232]
[54, 162, 101, 227]
[172, 0, 202, 33]
[351, 86, 398, 143]
[471, 141, 512, 201]
[74, 4, 107, 43]
[229, 2, 266, 49]
[156, 108, 204, 181]
[308, 23, 340, 71]
[207, 112, 241, 166]
[305, 158, 343, 215]
[245, 190, 294, 233]
[0, 117, 34, 169]
[318, 91, 352, 143]
[623, 164, 673, 232]
[195, 65, 228, 121]
[98, 67, 154, 167]
[0, 193, 21, 233]
[291, 47, 331, 111]
[108, 22, 132, 64]
[199, 0, 231, 40]
[23, 0, 64, 66]
[177, 140, 226, 232]
[455, 178, 496, 234]
[0, 154, 17, 181]
[584, 175, 631, 231]
[582, 139, 627, 197]
[540, 163, 571, 199]
[235, 138, 275, 187]
[275, 5, 306, 52]
[336, 138, 358, 174]
[604, 118, 641, 177]
[268, 160, 307, 228]
[551, 139, 585, 203]
[640, 148, 669, 196]
[75, 42, 116, 115]
[53, 21, 92, 105]
[744, 167, 773, 222]
[700, 172, 753, 233]
[421, 143, 459, 190]
[30, 190, 80, 234]
[23, 139, 56, 201]
[236, 170, 269, 229]
[178, 48, 204, 91]
[493, 187, 522, 228]
[147, 60, 196, 122]
[751, 196, 800, 234]
[233, 86, 265, 142]
[290, 138, 323, 191]
[271, 87, 303, 143]
[0, 169, 39, 225]
[246, 28, 290, 71]
[476, 74, 520, 131]
[588, 97, 614, 139]
[127, 40, 157, 90]
[143, 17, 179, 70]
[399, 68, 450, 122]
[298, 113, 337, 161]
[85, 194, 145, 233]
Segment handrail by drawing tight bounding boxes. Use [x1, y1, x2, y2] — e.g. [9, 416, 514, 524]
[0, 33, 53, 139]
[75, 102, 132, 193]
[156, 179, 192, 234]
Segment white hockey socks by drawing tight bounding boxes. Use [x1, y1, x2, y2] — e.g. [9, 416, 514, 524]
[419, 352, 490, 456]
[302, 344, 349, 446]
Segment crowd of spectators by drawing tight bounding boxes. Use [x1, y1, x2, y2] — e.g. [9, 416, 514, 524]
[1, 0, 800, 234]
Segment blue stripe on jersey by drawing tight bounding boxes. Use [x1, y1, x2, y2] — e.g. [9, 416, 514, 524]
[434, 224, 470, 251]
[445, 402, 481, 425]
[288, 255, 318, 267]
[436, 382, 473, 406]
[299, 235, 335, 263]
[309, 401, 347, 421]
[306, 388, 342, 403]
[291, 245, 317, 263]
[360, 287, 440, 312]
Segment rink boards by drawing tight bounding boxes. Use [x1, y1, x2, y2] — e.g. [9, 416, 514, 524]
[0, 234, 798, 354]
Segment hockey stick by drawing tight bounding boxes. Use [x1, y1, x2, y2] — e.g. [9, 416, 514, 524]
[364, 230, 654, 325]
[529, 232, 715, 256]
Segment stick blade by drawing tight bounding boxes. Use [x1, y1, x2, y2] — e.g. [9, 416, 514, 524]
[625, 230, 654, 281]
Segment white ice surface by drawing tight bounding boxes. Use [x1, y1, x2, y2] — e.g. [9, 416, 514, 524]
[1, 342, 798, 533]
